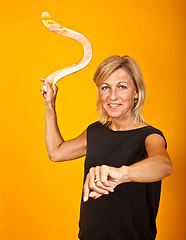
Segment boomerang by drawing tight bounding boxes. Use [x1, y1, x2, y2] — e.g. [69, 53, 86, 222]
[41, 12, 92, 86]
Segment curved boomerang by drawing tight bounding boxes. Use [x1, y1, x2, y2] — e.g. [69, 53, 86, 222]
[41, 12, 92, 86]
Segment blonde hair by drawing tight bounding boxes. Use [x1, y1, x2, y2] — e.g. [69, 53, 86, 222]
[93, 55, 146, 125]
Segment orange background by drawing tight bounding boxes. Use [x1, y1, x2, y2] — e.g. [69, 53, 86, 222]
[0, 0, 185, 239]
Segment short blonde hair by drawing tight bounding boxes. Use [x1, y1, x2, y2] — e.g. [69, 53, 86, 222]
[93, 55, 146, 125]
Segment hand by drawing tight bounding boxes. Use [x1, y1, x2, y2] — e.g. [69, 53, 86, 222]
[83, 165, 127, 202]
[40, 79, 58, 106]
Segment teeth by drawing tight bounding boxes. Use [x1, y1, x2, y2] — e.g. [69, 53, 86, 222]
[109, 104, 118, 107]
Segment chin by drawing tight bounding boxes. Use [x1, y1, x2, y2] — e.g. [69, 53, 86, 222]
[107, 112, 123, 119]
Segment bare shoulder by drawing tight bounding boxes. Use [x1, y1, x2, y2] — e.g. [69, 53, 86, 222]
[145, 132, 166, 147]
[145, 133, 168, 158]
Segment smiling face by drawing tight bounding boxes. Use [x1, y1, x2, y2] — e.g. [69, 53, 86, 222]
[98, 68, 139, 122]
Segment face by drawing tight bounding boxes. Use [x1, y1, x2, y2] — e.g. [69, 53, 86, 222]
[98, 68, 138, 121]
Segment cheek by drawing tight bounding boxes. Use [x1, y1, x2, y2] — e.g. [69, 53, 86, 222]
[99, 92, 107, 103]
[125, 90, 136, 101]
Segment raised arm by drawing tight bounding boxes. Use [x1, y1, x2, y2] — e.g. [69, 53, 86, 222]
[83, 133, 173, 201]
[41, 80, 87, 162]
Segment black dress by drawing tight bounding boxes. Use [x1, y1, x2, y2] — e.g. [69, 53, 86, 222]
[78, 122, 167, 240]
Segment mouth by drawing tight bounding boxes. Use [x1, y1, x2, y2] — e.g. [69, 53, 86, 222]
[108, 104, 121, 108]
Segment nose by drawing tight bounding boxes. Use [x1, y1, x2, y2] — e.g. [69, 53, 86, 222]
[109, 88, 119, 100]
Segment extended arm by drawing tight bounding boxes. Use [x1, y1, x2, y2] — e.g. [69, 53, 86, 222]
[83, 133, 173, 201]
[121, 133, 173, 182]
[41, 80, 87, 162]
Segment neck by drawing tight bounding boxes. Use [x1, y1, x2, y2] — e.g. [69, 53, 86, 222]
[109, 118, 146, 131]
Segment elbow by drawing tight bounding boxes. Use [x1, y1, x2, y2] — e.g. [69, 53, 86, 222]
[48, 154, 64, 162]
[167, 164, 173, 176]
[48, 154, 58, 162]
[165, 158, 173, 177]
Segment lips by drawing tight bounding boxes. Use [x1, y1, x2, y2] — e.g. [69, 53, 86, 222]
[108, 104, 121, 108]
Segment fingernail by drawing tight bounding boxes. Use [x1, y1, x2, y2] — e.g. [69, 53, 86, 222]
[83, 196, 88, 202]
[104, 191, 109, 195]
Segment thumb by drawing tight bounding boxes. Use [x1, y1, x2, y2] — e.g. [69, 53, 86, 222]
[52, 84, 58, 95]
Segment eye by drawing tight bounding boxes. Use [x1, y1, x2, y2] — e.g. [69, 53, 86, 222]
[101, 86, 110, 90]
[118, 85, 127, 89]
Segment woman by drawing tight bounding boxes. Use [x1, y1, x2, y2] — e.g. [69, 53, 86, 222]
[41, 55, 173, 240]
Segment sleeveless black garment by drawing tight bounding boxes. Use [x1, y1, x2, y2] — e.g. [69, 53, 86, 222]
[78, 122, 167, 240]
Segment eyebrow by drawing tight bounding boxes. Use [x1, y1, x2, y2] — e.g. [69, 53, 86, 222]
[102, 81, 128, 85]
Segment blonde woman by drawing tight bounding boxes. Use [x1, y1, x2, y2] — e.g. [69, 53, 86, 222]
[41, 55, 173, 240]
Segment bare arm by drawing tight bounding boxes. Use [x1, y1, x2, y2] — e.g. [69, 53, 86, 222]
[83, 133, 173, 201]
[41, 80, 87, 162]
[122, 133, 173, 182]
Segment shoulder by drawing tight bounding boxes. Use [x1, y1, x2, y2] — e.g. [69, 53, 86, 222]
[142, 125, 163, 135]
[87, 121, 105, 132]
[86, 121, 107, 142]
[87, 121, 101, 128]
[142, 125, 166, 139]
[144, 125, 167, 149]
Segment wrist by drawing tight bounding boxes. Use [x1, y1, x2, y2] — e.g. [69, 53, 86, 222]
[120, 166, 131, 183]
[45, 114, 56, 118]
[45, 104, 56, 116]
[45, 101, 55, 109]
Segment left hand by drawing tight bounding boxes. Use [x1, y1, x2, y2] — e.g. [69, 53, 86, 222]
[40, 79, 58, 107]
[83, 165, 127, 202]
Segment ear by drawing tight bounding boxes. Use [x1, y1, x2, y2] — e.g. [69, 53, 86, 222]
[134, 91, 139, 99]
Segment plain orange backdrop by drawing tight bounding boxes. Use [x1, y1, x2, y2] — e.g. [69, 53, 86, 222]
[0, 0, 185, 239]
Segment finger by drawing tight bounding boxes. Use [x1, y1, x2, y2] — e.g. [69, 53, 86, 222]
[89, 167, 97, 184]
[95, 167, 115, 192]
[44, 80, 52, 89]
[89, 191, 105, 199]
[83, 174, 90, 202]
[95, 180, 114, 192]
[89, 182, 110, 195]
[100, 165, 113, 188]
[40, 79, 45, 82]
[40, 87, 44, 94]
[40, 86, 47, 98]
[43, 80, 53, 94]
[53, 84, 58, 95]
[88, 167, 111, 195]
[41, 85, 47, 93]
[94, 166, 101, 183]
[95, 177, 111, 190]
[89, 166, 113, 192]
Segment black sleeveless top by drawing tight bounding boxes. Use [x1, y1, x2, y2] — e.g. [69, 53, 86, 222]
[78, 122, 167, 240]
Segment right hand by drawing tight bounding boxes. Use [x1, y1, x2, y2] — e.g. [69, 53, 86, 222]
[40, 79, 58, 106]
[83, 165, 126, 202]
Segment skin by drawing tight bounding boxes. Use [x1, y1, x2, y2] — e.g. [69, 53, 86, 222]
[98, 68, 139, 130]
[41, 79, 87, 162]
[41, 68, 173, 203]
